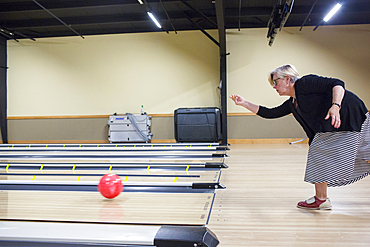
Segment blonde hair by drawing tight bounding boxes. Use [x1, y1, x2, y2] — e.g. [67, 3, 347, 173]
[268, 64, 300, 86]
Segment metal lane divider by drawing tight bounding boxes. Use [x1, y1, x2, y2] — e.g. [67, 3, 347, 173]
[0, 180, 226, 193]
[0, 221, 219, 247]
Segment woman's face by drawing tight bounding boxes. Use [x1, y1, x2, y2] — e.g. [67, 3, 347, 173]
[272, 74, 294, 97]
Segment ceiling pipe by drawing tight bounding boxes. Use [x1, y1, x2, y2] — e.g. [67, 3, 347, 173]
[299, 0, 318, 31]
[159, 0, 177, 33]
[182, 12, 219, 47]
[180, 0, 217, 28]
[32, 0, 84, 39]
[13, 30, 36, 41]
[238, 0, 242, 31]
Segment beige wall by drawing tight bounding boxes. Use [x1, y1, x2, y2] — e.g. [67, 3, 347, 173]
[7, 30, 220, 117]
[227, 24, 370, 113]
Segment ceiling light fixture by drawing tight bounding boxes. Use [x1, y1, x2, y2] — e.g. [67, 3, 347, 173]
[137, 0, 144, 4]
[147, 12, 162, 28]
[323, 3, 342, 22]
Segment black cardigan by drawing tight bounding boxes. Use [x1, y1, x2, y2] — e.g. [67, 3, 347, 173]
[257, 75, 368, 144]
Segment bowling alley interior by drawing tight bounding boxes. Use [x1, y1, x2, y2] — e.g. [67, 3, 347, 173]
[1, 1, 370, 246]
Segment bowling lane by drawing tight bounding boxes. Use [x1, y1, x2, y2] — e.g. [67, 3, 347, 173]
[0, 190, 215, 225]
[0, 143, 226, 245]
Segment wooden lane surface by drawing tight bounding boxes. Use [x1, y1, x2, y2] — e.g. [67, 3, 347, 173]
[0, 190, 214, 225]
[0, 145, 223, 242]
[208, 144, 370, 247]
[0, 147, 222, 226]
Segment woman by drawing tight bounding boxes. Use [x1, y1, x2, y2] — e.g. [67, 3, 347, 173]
[230, 64, 370, 210]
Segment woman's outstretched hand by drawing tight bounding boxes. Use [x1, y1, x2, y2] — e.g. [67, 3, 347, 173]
[229, 94, 245, 106]
[229, 94, 259, 113]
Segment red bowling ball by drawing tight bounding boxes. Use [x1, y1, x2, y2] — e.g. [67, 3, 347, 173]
[98, 174, 123, 199]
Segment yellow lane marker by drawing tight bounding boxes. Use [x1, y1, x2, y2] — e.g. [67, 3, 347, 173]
[77, 176, 81, 181]
[174, 177, 177, 182]
[72, 164, 76, 174]
[6, 164, 9, 173]
[12, 145, 14, 148]
[45, 145, 48, 148]
[147, 164, 150, 174]
[32, 175, 36, 180]
[109, 164, 113, 173]
[63, 144, 65, 148]
[186, 165, 189, 172]
[124, 176, 128, 182]
[40, 164, 44, 174]
[151, 145, 153, 147]
[97, 144, 99, 147]
[115, 145, 117, 148]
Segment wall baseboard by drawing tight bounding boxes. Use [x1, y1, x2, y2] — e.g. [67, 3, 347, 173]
[151, 139, 177, 143]
[227, 138, 309, 144]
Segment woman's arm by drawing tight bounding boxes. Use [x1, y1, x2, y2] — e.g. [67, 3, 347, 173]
[229, 94, 292, 118]
[324, 85, 345, 128]
[229, 94, 259, 114]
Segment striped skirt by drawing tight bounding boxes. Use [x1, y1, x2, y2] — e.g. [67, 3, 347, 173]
[305, 112, 370, 187]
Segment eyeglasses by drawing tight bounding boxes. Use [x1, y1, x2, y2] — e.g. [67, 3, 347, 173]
[271, 78, 283, 86]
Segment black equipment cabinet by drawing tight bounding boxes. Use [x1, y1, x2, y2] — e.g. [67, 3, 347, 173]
[174, 107, 222, 142]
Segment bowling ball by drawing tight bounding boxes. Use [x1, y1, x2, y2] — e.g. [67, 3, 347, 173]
[98, 174, 123, 199]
